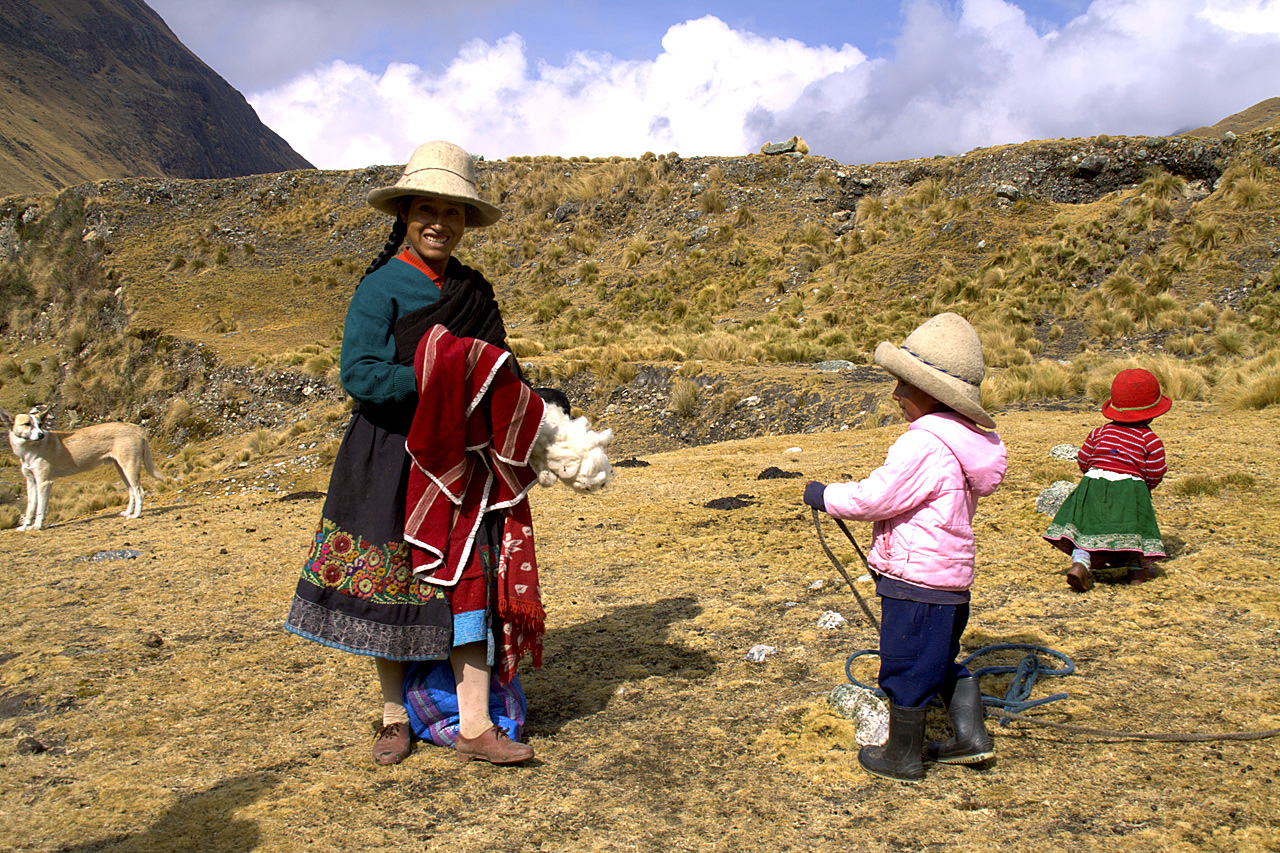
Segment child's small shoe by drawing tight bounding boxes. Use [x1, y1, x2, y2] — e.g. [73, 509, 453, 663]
[1127, 566, 1156, 585]
[1066, 562, 1093, 592]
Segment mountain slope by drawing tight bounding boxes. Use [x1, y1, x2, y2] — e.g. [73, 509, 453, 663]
[0, 0, 313, 197]
[1181, 96, 1280, 139]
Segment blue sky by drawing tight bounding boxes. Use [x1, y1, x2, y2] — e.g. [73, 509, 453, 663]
[146, 0, 1279, 168]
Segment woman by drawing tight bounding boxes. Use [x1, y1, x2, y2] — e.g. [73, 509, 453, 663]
[284, 140, 538, 765]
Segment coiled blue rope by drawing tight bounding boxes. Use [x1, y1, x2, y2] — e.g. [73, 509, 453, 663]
[845, 643, 1076, 723]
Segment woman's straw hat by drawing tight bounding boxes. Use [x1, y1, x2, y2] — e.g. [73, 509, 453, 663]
[366, 141, 502, 227]
[1102, 368, 1171, 422]
[873, 312, 996, 429]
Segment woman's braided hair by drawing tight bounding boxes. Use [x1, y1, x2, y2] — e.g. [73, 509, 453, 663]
[363, 210, 408, 277]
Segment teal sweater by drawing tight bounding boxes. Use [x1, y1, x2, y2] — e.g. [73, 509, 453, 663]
[339, 257, 440, 408]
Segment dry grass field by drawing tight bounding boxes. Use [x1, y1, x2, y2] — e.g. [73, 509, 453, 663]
[1, 398, 1276, 853]
[2, 116, 1280, 852]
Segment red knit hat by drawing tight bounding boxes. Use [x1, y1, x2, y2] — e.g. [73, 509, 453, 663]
[1102, 368, 1172, 422]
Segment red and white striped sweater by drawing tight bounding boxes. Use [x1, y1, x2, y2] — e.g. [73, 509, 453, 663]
[1077, 421, 1166, 489]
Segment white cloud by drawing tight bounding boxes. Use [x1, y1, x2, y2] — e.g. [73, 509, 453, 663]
[756, 0, 1280, 163]
[249, 16, 865, 167]
[148, 0, 525, 90]
[1199, 0, 1280, 34]
[248, 3, 1280, 169]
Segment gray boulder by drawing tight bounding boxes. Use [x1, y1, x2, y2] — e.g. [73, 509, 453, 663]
[1037, 480, 1077, 515]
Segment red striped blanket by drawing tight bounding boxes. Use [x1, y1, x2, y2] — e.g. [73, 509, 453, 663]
[404, 324, 545, 680]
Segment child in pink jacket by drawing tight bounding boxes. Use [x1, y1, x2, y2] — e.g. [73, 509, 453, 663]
[804, 313, 1007, 782]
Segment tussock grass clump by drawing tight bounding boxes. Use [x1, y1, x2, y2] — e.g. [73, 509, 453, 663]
[622, 237, 652, 268]
[1216, 355, 1280, 410]
[670, 379, 700, 419]
[508, 339, 545, 359]
[677, 361, 703, 378]
[1171, 472, 1256, 497]
[986, 361, 1079, 406]
[589, 345, 640, 389]
[1164, 334, 1201, 356]
[532, 295, 572, 323]
[698, 191, 726, 215]
[302, 353, 334, 379]
[691, 333, 749, 363]
[1147, 359, 1209, 402]
[163, 398, 193, 434]
[1138, 169, 1187, 201]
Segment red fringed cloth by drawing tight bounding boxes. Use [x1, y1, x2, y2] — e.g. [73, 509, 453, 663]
[404, 324, 546, 681]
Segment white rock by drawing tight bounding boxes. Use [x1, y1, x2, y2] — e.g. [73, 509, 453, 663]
[817, 611, 847, 629]
[828, 684, 890, 746]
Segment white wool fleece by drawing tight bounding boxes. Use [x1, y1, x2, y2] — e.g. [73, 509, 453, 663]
[530, 404, 615, 493]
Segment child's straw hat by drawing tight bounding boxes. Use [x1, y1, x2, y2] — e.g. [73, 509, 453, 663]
[873, 312, 996, 429]
[1102, 368, 1171, 422]
[367, 141, 502, 227]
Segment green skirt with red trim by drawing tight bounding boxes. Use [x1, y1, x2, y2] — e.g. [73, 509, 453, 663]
[1044, 475, 1165, 560]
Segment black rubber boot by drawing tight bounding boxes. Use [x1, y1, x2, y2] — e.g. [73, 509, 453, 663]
[857, 704, 926, 782]
[926, 676, 994, 765]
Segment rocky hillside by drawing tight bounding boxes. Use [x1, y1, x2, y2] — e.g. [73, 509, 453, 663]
[0, 0, 313, 197]
[0, 120, 1278, 468]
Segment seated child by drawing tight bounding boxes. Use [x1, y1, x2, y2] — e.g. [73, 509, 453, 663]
[804, 312, 1007, 782]
[1044, 368, 1170, 590]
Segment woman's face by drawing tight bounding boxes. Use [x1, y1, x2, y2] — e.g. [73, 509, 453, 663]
[891, 379, 938, 423]
[403, 195, 467, 273]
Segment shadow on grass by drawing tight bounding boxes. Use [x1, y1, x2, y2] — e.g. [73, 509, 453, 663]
[520, 595, 712, 735]
[54, 769, 283, 853]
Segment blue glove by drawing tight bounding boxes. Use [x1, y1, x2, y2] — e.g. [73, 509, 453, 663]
[803, 481, 827, 513]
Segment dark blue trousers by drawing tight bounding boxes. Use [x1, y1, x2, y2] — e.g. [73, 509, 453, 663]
[877, 597, 971, 709]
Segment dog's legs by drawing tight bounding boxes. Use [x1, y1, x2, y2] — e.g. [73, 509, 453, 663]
[32, 467, 52, 530]
[114, 460, 143, 519]
[18, 464, 38, 530]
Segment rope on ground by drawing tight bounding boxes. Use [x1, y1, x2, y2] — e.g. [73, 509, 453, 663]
[845, 644, 1075, 718]
[962, 643, 1075, 718]
[844, 645, 1280, 743]
[988, 707, 1280, 742]
[815, 511, 1280, 743]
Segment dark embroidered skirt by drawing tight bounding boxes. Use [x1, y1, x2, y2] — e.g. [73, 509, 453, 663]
[284, 410, 453, 660]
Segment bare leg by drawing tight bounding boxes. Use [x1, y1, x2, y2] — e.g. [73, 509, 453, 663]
[371, 657, 411, 765]
[450, 642, 492, 739]
[451, 642, 533, 764]
[375, 657, 409, 724]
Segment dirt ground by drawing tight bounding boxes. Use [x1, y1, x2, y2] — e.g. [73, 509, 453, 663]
[1, 401, 1277, 853]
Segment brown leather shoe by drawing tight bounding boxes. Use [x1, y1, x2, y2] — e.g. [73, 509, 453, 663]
[1066, 562, 1093, 592]
[372, 722, 412, 766]
[1127, 566, 1155, 585]
[455, 724, 534, 764]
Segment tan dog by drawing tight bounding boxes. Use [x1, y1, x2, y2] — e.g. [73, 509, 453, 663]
[1, 410, 163, 530]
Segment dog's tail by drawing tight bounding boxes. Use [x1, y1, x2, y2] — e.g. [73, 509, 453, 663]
[143, 439, 166, 482]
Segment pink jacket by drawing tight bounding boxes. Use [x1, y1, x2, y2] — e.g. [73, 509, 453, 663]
[822, 412, 1007, 592]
